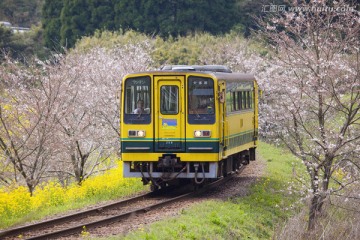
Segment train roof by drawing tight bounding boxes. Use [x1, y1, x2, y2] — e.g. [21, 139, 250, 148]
[161, 65, 232, 73]
[125, 65, 256, 83]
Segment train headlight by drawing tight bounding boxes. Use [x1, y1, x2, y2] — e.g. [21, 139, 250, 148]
[194, 130, 211, 138]
[128, 130, 146, 137]
[194, 131, 202, 137]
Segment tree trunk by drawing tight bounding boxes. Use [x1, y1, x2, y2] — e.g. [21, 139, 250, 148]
[308, 194, 319, 231]
[26, 182, 35, 197]
[318, 158, 332, 211]
[308, 193, 326, 231]
[71, 153, 81, 184]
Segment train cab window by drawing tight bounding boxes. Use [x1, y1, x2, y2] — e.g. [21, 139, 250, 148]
[188, 76, 215, 124]
[160, 85, 179, 114]
[124, 76, 151, 124]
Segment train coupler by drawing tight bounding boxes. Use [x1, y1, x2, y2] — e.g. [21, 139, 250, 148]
[158, 154, 182, 169]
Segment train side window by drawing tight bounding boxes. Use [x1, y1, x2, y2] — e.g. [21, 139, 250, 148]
[246, 91, 250, 109]
[226, 91, 232, 112]
[238, 92, 242, 110]
[243, 91, 247, 110]
[245, 91, 248, 109]
[249, 91, 253, 109]
[232, 92, 237, 111]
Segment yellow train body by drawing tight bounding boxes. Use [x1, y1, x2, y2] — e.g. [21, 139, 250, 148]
[120, 65, 258, 186]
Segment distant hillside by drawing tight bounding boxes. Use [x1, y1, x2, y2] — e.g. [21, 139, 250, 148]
[0, 0, 44, 27]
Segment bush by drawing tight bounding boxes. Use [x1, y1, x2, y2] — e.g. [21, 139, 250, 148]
[0, 161, 145, 229]
[275, 184, 360, 240]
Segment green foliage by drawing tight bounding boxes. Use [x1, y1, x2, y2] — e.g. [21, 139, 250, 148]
[0, 25, 51, 62]
[152, 35, 204, 66]
[0, 0, 44, 27]
[114, 0, 239, 37]
[121, 142, 305, 240]
[58, 0, 118, 48]
[0, 25, 12, 49]
[235, 0, 287, 37]
[0, 1, 50, 61]
[42, 0, 63, 50]
[90, 0, 116, 30]
[0, 161, 146, 229]
[60, 0, 90, 48]
[75, 30, 261, 68]
[75, 30, 150, 51]
[42, 0, 243, 49]
[114, 0, 143, 32]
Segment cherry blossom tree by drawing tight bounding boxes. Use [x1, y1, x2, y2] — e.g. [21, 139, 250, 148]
[0, 41, 153, 190]
[0, 57, 62, 195]
[258, 0, 360, 230]
[198, 35, 264, 73]
[48, 43, 153, 184]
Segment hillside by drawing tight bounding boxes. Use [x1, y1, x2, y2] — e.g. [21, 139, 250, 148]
[0, 0, 44, 27]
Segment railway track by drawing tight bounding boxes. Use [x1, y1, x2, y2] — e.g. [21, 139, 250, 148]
[0, 165, 246, 239]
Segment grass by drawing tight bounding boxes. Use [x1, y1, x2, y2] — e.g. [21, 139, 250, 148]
[0, 142, 306, 239]
[97, 142, 305, 240]
[0, 161, 147, 229]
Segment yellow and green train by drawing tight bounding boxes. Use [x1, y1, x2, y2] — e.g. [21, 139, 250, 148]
[120, 65, 259, 189]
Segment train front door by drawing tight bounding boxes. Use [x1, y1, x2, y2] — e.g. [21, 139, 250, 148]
[154, 76, 185, 152]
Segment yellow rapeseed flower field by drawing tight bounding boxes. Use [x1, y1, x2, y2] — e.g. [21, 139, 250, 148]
[0, 161, 145, 228]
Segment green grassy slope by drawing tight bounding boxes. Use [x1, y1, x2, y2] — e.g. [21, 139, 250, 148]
[108, 142, 305, 240]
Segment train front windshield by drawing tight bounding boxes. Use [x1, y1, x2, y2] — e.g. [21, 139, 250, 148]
[123, 76, 151, 124]
[188, 76, 215, 124]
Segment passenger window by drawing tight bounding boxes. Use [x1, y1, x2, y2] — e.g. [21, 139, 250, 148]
[232, 92, 237, 111]
[226, 91, 232, 112]
[238, 92, 242, 110]
[243, 91, 247, 109]
[248, 91, 252, 109]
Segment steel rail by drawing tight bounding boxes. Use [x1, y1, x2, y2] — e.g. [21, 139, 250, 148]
[0, 165, 246, 240]
[0, 191, 154, 239]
